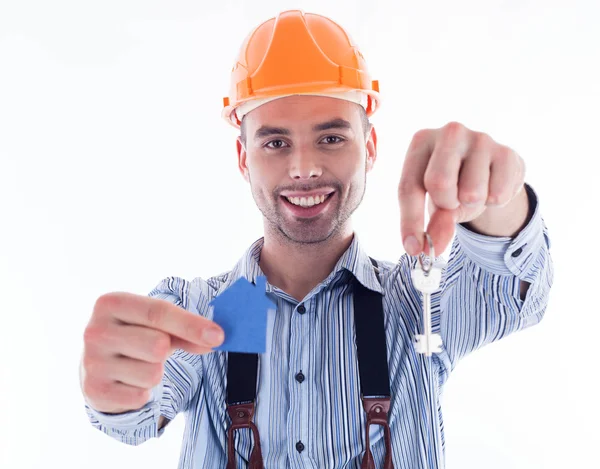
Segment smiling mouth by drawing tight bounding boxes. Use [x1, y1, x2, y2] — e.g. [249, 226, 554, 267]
[280, 192, 335, 218]
[282, 192, 334, 207]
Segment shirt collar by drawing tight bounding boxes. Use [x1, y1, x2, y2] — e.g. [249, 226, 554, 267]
[222, 233, 383, 295]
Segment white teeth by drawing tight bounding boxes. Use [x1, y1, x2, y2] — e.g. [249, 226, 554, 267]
[286, 194, 328, 207]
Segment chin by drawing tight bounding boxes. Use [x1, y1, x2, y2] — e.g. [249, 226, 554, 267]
[278, 225, 339, 245]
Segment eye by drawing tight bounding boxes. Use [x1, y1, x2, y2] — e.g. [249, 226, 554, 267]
[320, 135, 345, 145]
[265, 139, 289, 149]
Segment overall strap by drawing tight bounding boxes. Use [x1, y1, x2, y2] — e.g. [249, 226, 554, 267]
[226, 351, 263, 469]
[355, 257, 394, 469]
[354, 257, 391, 398]
[226, 352, 258, 405]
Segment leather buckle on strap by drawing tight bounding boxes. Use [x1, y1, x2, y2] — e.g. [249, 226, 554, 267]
[226, 402, 264, 469]
[360, 397, 394, 469]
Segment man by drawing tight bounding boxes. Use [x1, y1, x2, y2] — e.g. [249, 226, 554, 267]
[81, 10, 554, 469]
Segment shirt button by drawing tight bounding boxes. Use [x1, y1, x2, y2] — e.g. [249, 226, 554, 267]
[296, 441, 305, 453]
[295, 372, 305, 383]
[297, 304, 306, 314]
[511, 247, 523, 257]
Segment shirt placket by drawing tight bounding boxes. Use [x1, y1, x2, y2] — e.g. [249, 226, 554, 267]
[287, 298, 313, 468]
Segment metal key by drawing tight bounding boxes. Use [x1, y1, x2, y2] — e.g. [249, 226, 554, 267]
[411, 233, 443, 356]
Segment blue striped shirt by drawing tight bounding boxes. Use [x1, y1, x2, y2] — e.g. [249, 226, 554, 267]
[85, 182, 554, 468]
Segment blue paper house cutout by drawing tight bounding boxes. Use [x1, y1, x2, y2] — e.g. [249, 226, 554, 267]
[209, 275, 275, 354]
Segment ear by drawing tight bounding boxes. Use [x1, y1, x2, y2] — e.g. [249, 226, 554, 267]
[237, 137, 250, 182]
[365, 125, 378, 172]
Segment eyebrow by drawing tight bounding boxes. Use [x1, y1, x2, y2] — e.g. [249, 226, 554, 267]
[253, 118, 353, 141]
[312, 118, 352, 132]
[254, 126, 290, 140]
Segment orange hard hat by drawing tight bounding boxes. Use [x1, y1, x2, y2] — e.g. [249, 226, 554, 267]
[222, 10, 380, 128]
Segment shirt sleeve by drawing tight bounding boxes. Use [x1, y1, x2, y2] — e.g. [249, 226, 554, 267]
[432, 182, 554, 383]
[84, 276, 208, 446]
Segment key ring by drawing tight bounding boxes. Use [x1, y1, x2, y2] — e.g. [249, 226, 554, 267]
[418, 233, 435, 275]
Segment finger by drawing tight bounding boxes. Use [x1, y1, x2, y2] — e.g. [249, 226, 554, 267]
[83, 376, 152, 414]
[109, 355, 165, 389]
[85, 322, 173, 363]
[83, 349, 163, 388]
[96, 293, 224, 347]
[399, 129, 434, 256]
[457, 133, 491, 213]
[425, 207, 457, 258]
[425, 122, 468, 211]
[488, 146, 518, 207]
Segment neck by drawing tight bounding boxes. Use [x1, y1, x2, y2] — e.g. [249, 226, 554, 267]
[259, 223, 354, 302]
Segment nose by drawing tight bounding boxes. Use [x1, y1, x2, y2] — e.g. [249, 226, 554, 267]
[288, 147, 323, 180]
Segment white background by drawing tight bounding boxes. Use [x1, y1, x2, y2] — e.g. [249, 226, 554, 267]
[0, 0, 598, 467]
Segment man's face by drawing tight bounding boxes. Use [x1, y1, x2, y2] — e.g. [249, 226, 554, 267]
[237, 95, 377, 245]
